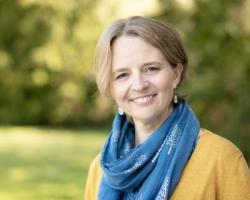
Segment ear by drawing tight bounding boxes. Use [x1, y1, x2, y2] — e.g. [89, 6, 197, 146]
[173, 63, 183, 88]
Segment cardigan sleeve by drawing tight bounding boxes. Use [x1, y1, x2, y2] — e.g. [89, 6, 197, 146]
[169, 130, 250, 200]
[217, 140, 250, 200]
[84, 155, 103, 200]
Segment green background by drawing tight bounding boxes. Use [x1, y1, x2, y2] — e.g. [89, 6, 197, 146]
[0, 0, 249, 199]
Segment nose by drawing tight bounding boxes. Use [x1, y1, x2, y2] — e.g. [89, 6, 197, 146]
[131, 74, 149, 92]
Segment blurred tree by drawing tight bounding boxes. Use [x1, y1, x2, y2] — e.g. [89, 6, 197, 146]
[0, 0, 112, 126]
[0, 0, 249, 163]
[155, 0, 250, 162]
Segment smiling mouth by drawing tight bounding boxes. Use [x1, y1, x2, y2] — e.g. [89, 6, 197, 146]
[131, 94, 157, 104]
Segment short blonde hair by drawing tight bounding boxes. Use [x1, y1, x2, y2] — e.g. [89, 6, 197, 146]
[94, 16, 188, 96]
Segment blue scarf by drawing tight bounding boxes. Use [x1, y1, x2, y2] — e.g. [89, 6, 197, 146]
[99, 101, 200, 200]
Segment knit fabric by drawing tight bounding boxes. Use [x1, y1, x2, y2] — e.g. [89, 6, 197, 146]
[85, 130, 250, 200]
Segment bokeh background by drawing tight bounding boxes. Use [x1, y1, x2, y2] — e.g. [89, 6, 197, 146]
[0, 0, 249, 199]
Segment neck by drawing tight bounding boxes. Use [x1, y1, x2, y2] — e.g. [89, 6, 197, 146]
[133, 106, 173, 146]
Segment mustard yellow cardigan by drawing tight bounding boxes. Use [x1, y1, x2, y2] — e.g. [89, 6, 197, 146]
[84, 129, 250, 200]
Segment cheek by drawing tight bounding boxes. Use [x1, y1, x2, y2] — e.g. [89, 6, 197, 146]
[110, 83, 128, 102]
[153, 76, 175, 100]
[153, 75, 174, 91]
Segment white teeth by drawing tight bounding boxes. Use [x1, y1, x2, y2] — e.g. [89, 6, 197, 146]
[133, 95, 153, 103]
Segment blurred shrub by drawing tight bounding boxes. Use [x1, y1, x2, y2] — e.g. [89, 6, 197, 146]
[0, 0, 249, 163]
[0, 0, 113, 126]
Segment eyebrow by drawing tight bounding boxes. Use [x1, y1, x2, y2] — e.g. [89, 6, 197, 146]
[142, 61, 162, 67]
[112, 61, 162, 75]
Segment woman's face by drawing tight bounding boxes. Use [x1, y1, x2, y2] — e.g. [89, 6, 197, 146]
[110, 36, 182, 127]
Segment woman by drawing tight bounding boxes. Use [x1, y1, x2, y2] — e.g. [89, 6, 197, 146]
[85, 16, 250, 200]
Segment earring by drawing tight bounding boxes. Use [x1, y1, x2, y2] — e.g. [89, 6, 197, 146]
[173, 89, 178, 104]
[118, 107, 124, 115]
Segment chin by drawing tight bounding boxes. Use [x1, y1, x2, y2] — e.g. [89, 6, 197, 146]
[132, 112, 159, 123]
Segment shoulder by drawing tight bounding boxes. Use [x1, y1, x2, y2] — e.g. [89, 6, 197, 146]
[198, 128, 249, 167]
[84, 155, 103, 200]
[198, 129, 244, 159]
[196, 129, 250, 199]
[172, 129, 250, 200]
[186, 128, 248, 172]
[196, 128, 249, 170]
[88, 154, 102, 174]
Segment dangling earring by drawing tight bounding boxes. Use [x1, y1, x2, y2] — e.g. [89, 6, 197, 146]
[173, 89, 178, 104]
[118, 107, 124, 115]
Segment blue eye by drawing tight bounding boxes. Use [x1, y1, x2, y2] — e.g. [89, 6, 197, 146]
[144, 66, 159, 73]
[115, 73, 128, 80]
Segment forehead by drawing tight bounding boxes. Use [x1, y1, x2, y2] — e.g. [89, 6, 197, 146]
[111, 36, 166, 70]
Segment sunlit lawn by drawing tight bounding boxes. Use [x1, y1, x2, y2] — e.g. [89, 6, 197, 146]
[0, 126, 107, 200]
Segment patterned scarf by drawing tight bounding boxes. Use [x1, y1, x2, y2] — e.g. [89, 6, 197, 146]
[99, 101, 200, 200]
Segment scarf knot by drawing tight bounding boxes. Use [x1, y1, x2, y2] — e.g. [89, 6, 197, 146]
[99, 101, 200, 200]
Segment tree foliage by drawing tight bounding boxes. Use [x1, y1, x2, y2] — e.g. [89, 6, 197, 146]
[0, 0, 110, 126]
[0, 0, 249, 162]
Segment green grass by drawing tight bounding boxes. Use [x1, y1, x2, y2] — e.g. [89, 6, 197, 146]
[0, 126, 107, 200]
